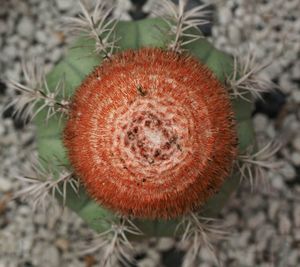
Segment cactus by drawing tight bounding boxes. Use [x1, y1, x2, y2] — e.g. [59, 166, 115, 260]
[8, 0, 282, 266]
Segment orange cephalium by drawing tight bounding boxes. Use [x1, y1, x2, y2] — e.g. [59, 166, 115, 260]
[63, 48, 237, 219]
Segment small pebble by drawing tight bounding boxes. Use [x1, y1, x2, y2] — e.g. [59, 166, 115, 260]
[248, 212, 266, 229]
[266, 124, 276, 138]
[138, 258, 157, 267]
[271, 174, 285, 190]
[279, 162, 296, 180]
[199, 247, 215, 263]
[156, 237, 174, 252]
[292, 135, 300, 151]
[268, 200, 280, 220]
[234, 231, 251, 248]
[291, 61, 300, 80]
[228, 24, 241, 45]
[3, 45, 17, 59]
[293, 205, 300, 227]
[55, 238, 69, 252]
[291, 152, 300, 166]
[55, 0, 73, 11]
[293, 228, 300, 241]
[279, 73, 293, 94]
[291, 90, 300, 103]
[35, 30, 48, 44]
[0, 177, 13, 192]
[224, 212, 239, 227]
[219, 8, 232, 24]
[288, 250, 299, 266]
[17, 17, 35, 39]
[253, 113, 268, 132]
[0, 123, 5, 136]
[278, 214, 291, 234]
[147, 249, 161, 264]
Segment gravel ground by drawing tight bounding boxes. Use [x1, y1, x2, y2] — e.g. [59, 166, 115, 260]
[0, 0, 300, 266]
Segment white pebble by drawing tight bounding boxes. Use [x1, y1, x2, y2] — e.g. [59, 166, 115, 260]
[271, 175, 285, 190]
[280, 162, 296, 180]
[248, 212, 266, 229]
[156, 237, 174, 252]
[0, 177, 12, 192]
[199, 247, 215, 262]
[291, 152, 300, 166]
[268, 200, 280, 220]
[18, 205, 31, 216]
[279, 214, 291, 234]
[44, 246, 60, 267]
[293, 228, 300, 241]
[266, 124, 276, 138]
[288, 250, 299, 266]
[292, 61, 300, 80]
[51, 48, 63, 62]
[3, 45, 17, 58]
[292, 135, 300, 151]
[219, 8, 232, 24]
[224, 212, 239, 227]
[292, 90, 300, 103]
[138, 258, 157, 267]
[17, 17, 35, 39]
[21, 236, 34, 254]
[67, 260, 85, 267]
[228, 24, 241, 45]
[46, 32, 63, 49]
[147, 249, 160, 263]
[0, 123, 5, 136]
[293, 205, 300, 227]
[35, 30, 48, 44]
[253, 114, 268, 132]
[55, 0, 73, 11]
[234, 231, 251, 248]
[0, 22, 6, 34]
[279, 73, 293, 94]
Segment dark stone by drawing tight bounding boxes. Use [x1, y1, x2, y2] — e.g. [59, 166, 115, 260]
[253, 89, 287, 119]
[0, 80, 7, 95]
[130, 0, 148, 20]
[129, 9, 148, 20]
[119, 251, 147, 267]
[130, 0, 148, 7]
[22, 262, 35, 267]
[2, 105, 29, 130]
[129, 0, 215, 36]
[162, 247, 185, 267]
[134, 251, 147, 260]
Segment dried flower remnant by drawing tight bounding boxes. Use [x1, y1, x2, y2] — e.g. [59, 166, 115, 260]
[64, 48, 237, 219]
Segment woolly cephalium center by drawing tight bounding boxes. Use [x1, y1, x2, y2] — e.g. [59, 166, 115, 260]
[63, 48, 237, 219]
[111, 98, 195, 179]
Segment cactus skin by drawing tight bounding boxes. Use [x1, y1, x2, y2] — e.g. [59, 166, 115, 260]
[34, 18, 254, 237]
